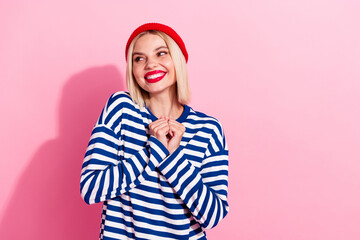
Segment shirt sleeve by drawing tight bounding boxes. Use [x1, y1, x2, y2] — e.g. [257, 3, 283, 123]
[80, 93, 169, 205]
[156, 125, 229, 230]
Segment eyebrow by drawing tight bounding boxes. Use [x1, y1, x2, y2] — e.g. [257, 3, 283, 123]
[132, 46, 168, 56]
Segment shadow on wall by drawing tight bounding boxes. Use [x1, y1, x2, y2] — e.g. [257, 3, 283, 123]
[0, 65, 124, 239]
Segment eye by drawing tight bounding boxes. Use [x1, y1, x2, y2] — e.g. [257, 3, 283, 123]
[157, 51, 168, 57]
[133, 56, 144, 62]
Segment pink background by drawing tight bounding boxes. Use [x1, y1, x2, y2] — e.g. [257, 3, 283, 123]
[1, 0, 360, 239]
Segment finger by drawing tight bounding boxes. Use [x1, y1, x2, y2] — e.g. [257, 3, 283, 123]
[152, 121, 170, 134]
[168, 127, 183, 138]
[168, 119, 183, 127]
[149, 119, 167, 130]
[160, 116, 169, 121]
[155, 121, 170, 132]
[168, 128, 174, 137]
[168, 121, 181, 133]
[154, 121, 172, 136]
[168, 120, 185, 133]
[150, 118, 167, 126]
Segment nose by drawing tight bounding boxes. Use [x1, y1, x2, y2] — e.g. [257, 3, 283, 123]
[145, 58, 158, 69]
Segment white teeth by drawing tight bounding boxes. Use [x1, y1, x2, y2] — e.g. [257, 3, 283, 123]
[146, 72, 165, 80]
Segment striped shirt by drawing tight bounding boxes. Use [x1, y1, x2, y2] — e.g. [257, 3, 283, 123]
[80, 91, 229, 240]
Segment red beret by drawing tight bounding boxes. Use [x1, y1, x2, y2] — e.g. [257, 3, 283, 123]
[125, 23, 188, 63]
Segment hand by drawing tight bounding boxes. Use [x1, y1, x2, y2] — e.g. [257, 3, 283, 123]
[148, 117, 185, 154]
[148, 116, 170, 148]
[167, 119, 186, 154]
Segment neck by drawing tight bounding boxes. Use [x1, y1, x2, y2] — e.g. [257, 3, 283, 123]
[147, 86, 184, 120]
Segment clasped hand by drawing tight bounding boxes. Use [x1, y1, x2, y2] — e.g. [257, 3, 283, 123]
[149, 116, 185, 154]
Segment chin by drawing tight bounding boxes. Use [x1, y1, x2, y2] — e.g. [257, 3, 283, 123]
[146, 87, 169, 94]
[147, 84, 176, 95]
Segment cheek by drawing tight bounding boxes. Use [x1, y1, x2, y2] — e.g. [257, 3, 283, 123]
[164, 58, 175, 72]
[132, 66, 142, 80]
[132, 68, 146, 89]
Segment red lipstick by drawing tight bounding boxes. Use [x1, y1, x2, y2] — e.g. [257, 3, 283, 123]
[144, 70, 166, 83]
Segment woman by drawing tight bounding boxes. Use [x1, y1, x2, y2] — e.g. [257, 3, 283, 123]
[80, 23, 229, 240]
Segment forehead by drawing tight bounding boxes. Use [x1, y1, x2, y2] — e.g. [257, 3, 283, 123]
[133, 33, 167, 52]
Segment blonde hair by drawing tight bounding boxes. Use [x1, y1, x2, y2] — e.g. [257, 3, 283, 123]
[126, 31, 190, 108]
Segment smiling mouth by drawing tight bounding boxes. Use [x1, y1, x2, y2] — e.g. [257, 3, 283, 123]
[144, 70, 167, 83]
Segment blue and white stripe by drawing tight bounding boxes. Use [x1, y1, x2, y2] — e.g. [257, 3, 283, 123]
[80, 91, 229, 240]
